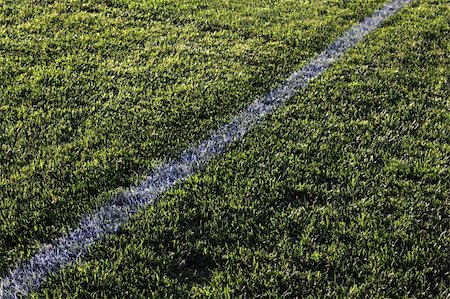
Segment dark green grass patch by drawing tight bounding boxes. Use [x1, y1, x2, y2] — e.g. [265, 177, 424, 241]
[0, 0, 390, 273]
[33, 0, 449, 297]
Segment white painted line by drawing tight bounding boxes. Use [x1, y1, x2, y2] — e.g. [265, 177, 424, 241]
[0, 0, 412, 297]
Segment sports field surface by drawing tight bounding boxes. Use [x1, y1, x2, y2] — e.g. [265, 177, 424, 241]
[1, 0, 449, 297]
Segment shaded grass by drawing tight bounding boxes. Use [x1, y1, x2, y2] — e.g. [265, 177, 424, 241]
[33, 0, 450, 297]
[0, 0, 389, 273]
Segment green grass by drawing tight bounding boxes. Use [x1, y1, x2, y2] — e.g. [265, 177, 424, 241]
[0, 0, 391, 273]
[27, 0, 450, 297]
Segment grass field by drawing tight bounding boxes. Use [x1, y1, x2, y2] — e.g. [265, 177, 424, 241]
[1, 0, 449, 297]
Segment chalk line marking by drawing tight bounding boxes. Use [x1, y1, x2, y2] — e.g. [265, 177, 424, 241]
[0, 0, 412, 297]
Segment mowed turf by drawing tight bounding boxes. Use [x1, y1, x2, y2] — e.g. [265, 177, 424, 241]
[27, 0, 450, 297]
[0, 0, 391, 274]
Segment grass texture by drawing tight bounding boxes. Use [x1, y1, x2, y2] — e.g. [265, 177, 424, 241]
[27, 0, 450, 297]
[0, 0, 390, 274]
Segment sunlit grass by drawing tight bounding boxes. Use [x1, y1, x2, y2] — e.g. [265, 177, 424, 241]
[24, 0, 450, 297]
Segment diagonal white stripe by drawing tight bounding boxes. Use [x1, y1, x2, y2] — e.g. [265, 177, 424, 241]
[0, 0, 412, 297]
